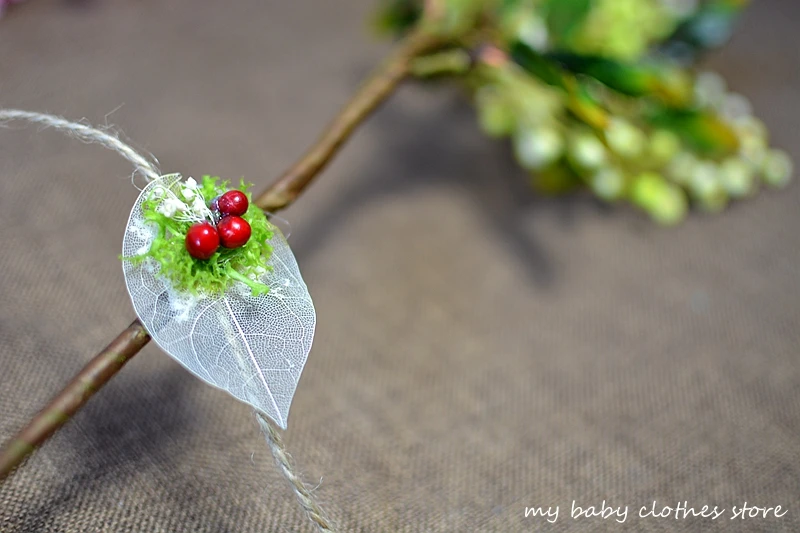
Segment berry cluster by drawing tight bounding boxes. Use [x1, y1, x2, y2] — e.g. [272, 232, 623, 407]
[185, 190, 252, 260]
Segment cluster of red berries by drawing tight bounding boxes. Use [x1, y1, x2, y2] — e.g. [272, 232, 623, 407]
[185, 190, 251, 260]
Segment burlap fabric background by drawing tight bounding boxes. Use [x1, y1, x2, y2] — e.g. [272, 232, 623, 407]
[1, 1, 798, 531]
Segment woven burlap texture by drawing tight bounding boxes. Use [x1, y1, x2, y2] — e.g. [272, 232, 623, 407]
[1, 1, 798, 531]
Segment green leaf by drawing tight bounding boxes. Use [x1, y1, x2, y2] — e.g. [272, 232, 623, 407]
[547, 54, 657, 96]
[410, 49, 472, 78]
[630, 172, 687, 225]
[546, 53, 692, 106]
[541, 0, 591, 47]
[647, 108, 739, 157]
[567, 82, 609, 129]
[510, 41, 609, 129]
[499, 0, 524, 11]
[435, 0, 486, 37]
[509, 40, 566, 88]
[373, 0, 422, 35]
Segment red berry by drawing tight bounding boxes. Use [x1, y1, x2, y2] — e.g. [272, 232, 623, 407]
[216, 190, 249, 217]
[217, 216, 251, 248]
[185, 222, 220, 260]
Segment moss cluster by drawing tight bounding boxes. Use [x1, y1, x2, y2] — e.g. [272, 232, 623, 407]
[129, 175, 273, 297]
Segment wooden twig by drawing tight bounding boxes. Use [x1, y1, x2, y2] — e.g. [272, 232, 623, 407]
[254, 28, 441, 211]
[0, 321, 150, 478]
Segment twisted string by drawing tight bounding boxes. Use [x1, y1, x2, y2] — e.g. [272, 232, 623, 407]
[0, 108, 161, 182]
[257, 412, 337, 532]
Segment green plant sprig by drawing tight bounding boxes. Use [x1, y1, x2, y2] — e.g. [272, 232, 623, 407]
[375, 0, 792, 224]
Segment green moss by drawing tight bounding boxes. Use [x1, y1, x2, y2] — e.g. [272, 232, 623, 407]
[127, 175, 273, 297]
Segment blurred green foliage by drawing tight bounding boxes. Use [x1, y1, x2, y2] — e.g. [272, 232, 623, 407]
[374, 0, 791, 224]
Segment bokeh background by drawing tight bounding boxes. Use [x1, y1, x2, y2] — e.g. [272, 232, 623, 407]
[1, 1, 798, 531]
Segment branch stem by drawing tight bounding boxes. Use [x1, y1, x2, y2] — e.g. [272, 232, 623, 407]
[254, 28, 441, 211]
[0, 26, 439, 482]
[0, 321, 150, 478]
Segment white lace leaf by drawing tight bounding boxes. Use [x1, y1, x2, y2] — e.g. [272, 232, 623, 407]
[121, 175, 315, 429]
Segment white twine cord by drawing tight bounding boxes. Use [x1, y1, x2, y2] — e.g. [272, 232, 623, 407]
[1, 108, 337, 532]
[258, 412, 337, 532]
[0, 109, 161, 183]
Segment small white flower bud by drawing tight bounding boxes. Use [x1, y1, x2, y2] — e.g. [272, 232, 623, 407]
[689, 161, 719, 198]
[513, 126, 564, 170]
[590, 168, 624, 200]
[518, 14, 549, 50]
[689, 161, 727, 211]
[605, 118, 645, 159]
[719, 158, 755, 197]
[694, 71, 726, 108]
[666, 151, 698, 186]
[721, 93, 752, 121]
[157, 199, 179, 217]
[191, 196, 207, 215]
[570, 133, 607, 169]
[739, 133, 767, 166]
[762, 149, 793, 188]
[649, 130, 681, 164]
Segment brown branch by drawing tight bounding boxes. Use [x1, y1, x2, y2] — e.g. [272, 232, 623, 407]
[0, 26, 441, 482]
[254, 28, 441, 211]
[0, 321, 150, 478]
